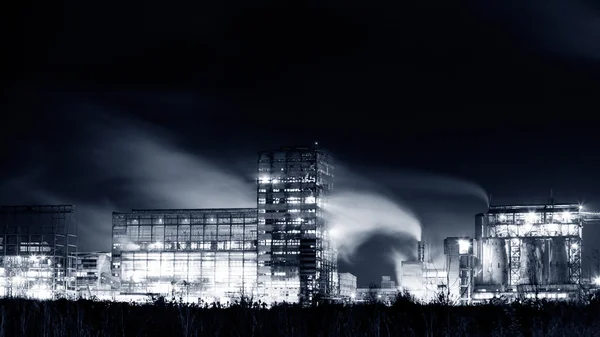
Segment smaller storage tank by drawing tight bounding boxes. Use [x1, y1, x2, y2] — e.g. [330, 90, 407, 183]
[520, 238, 543, 285]
[549, 237, 569, 284]
[483, 238, 507, 285]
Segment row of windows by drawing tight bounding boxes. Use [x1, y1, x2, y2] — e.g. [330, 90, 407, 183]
[115, 225, 256, 237]
[120, 217, 256, 225]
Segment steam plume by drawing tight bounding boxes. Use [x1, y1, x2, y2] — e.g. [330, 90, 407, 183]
[0, 103, 256, 251]
[327, 191, 421, 262]
[331, 165, 488, 284]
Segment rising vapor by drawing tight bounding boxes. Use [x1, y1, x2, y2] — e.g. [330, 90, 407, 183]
[90, 121, 256, 210]
[390, 248, 410, 289]
[326, 190, 421, 262]
[379, 170, 490, 207]
[329, 164, 488, 284]
[0, 100, 256, 251]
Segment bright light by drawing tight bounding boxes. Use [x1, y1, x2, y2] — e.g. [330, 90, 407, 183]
[498, 214, 506, 222]
[571, 243, 579, 250]
[458, 239, 470, 254]
[350, 292, 356, 299]
[259, 176, 270, 184]
[525, 212, 536, 224]
[593, 277, 600, 286]
[579, 205, 583, 210]
[562, 212, 571, 223]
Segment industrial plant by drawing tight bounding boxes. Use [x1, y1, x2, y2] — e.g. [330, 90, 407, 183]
[0, 144, 599, 305]
[400, 203, 600, 304]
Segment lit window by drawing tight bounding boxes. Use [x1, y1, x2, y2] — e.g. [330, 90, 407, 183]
[458, 240, 470, 254]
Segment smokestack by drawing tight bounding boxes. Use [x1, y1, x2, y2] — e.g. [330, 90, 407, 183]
[418, 241, 425, 263]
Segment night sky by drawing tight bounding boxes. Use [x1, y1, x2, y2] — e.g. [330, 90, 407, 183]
[3, 0, 600, 286]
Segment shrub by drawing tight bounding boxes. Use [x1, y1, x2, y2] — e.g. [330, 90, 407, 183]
[0, 297, 599, 336]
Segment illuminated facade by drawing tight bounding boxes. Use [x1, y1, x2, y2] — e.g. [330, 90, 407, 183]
[0, 205, 78, 299]
[472, 203, 584, 302]
[257, 145, 337, 304]
[111, 208, 257, 303]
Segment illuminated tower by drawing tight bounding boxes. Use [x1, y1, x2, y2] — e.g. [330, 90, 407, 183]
[256, 144, 336, 304]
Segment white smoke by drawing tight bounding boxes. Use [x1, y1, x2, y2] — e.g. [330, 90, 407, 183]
[91, 122, 255, 209]
[330, 165, 488, 285]
[390, 248, 411, 289]
[0, 106, 256, 251]
[327, 190, 421, 262]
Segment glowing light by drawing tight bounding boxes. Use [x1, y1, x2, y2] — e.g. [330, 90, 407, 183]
[458, 239, 470, 254]
[571, 243, 579, 250]
[525, 212, 536, 224]
[593, 277, 600, 286]
[498, 214, 507, 222]
[259, 176, 270, 184]
[562, 212, 571, 223]
[350, 292, 356, 299]
[305, 196, 316, 204]
[124, 242, 141, 251]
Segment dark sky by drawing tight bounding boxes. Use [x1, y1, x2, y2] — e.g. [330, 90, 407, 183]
[3, 0, 600, 286]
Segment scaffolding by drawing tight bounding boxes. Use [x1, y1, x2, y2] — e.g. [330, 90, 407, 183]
[0, 205, 78, 299]
[111, 208, 258, 303]
[257, 145, 337, 304]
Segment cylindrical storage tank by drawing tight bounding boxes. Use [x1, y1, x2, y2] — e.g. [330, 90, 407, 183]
[483, 238, 507, 285]
[533, 240, 544, 285]
[549, 237, 569, 284]
[542, 239, 551, 285]
[520, 238, 543, 285]
[418, 241, 425, 263]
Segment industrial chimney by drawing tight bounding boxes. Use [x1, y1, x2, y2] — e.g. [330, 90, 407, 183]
[418, 241, 425, 263]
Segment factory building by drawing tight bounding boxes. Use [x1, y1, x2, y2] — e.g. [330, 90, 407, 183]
[338, 272, 357, 299]
[355, 276, 400, 304]
[401, 241, 448, 302]
[472, 203, 585, 302]
[76, 252, 117, 300]
[444, 237, 476, 304]
[0, 205, 78, 299]
[400, 261, 424, 297]
[111, 208, 258, 303]
[257, 145, 337, 304]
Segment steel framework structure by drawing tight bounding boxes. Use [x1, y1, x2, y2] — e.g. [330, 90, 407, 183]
[480, 204, 582, 287]
[111, 208, 258, 302]
[0, 205, 78, 299]
[257, 144, 337, 304]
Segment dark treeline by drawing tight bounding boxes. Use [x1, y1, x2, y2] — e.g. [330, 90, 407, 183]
[2, 295, 600, 337]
